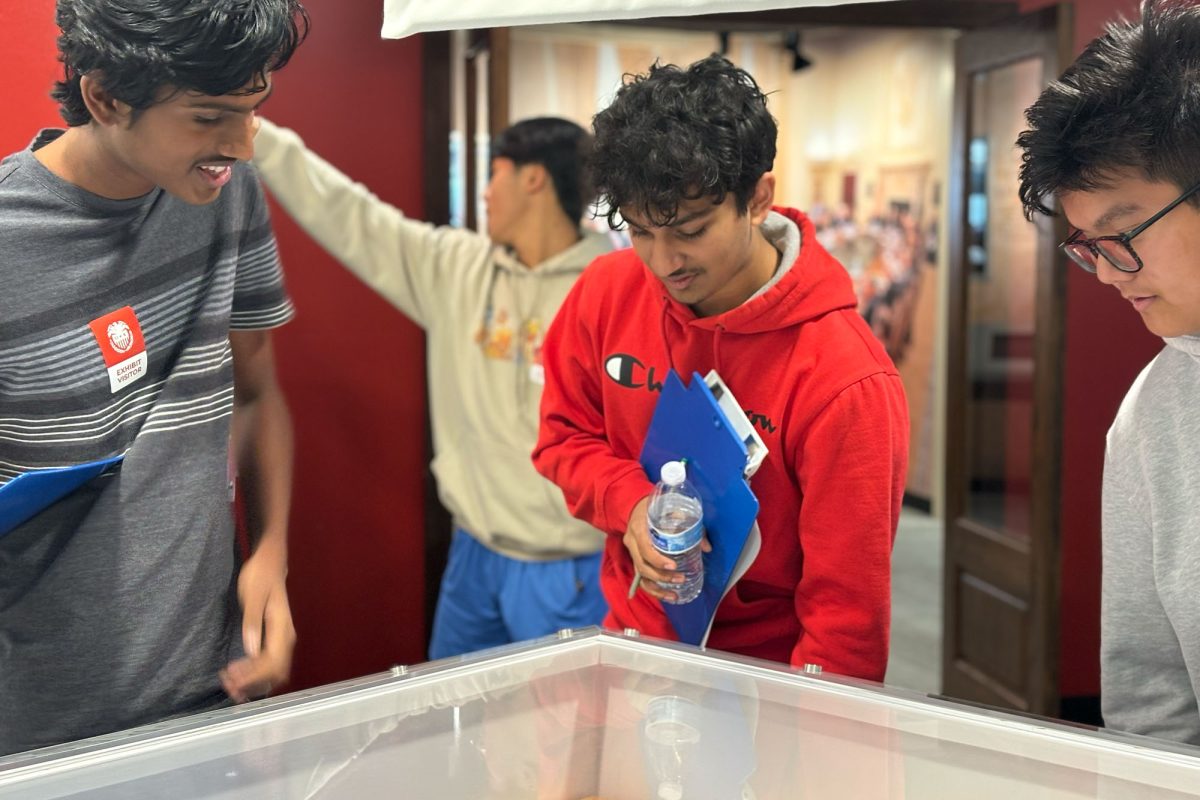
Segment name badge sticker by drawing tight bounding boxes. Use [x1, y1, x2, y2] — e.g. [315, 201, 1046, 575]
[88, 306, 148, 394]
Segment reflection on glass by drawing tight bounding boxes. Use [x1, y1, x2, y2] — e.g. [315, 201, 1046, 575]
[967, 136, 989, 274]
[6, 633, 1200, 799]
[641, 695, 702, 800]
[963, 58, 1043, 538]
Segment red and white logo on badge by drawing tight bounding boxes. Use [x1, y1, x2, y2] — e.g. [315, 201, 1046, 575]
[89, 306, 148, 393]
[107, 320, 135, 353]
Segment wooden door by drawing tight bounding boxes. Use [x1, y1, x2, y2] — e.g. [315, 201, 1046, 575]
[942, 6, 1070, 715]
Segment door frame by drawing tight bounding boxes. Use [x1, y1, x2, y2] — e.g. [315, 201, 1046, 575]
[941, 4, 1071, 715]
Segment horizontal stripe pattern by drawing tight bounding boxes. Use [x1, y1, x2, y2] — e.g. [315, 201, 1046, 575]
[0, 159, 293, 486]
[0, 142, 292, 755]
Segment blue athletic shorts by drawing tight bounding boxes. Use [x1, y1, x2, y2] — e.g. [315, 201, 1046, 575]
[428, 528, 608, 660]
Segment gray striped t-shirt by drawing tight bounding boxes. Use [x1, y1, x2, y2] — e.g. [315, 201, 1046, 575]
[0, 130, 293, 755]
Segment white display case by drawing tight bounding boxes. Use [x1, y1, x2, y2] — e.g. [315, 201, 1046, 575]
[3, 628, 1199, 798]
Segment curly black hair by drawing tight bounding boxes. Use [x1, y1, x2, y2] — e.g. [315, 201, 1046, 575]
[591, 54, 777, 229]
[492, 117, 595, 225]
[1016, 0, 1200, 219]
[52, 0, 309, 127]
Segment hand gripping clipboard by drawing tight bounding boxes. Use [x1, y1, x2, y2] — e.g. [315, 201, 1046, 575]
[0, 455, 125, 537]
[638, 370, 764, 647]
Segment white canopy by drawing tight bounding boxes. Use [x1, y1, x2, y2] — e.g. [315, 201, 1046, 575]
[382, 0, 900, 39]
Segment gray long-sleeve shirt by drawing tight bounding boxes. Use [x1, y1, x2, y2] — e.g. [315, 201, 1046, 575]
[1102, 333, 1200, 745]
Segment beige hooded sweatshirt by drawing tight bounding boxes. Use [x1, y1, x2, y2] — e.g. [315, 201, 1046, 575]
[253, 119, 610, 560]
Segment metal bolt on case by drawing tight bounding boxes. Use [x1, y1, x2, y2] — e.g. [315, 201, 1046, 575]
[623, 628, 641, 638]
[390, 665, 408, 678]
[557, 628, 575, 640]
[802, 663, 823, 675]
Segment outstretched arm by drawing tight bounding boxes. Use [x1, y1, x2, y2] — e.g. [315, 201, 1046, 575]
[252, 118, 487, 328]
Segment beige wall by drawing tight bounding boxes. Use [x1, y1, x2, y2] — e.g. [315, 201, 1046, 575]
[782, 29, 956, 215]
[510, 24, 796, 199]
[783, 29, 955, 509]
[509, 24, 954, 213]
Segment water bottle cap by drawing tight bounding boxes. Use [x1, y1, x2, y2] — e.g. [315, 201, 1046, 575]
[660, 461, 686, 486]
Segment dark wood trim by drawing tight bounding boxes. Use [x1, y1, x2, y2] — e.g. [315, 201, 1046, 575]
[941, 0, 973, 704]
[423, 32, 452, 227]
[970, 378, 1034, 401]
[1027, 0, 1074, 723]
[487, 27, 511, 136]
[421, 31, 455, 650]
[621, 1, 1020, 32]
[902, 492, 932, 514]
[955, 6, 1061, 70]
[949, 518, 1032, 592]
[464, 30, 484, 232]
[943, 5, 1066, 715]
[945, 658, 1028, 709]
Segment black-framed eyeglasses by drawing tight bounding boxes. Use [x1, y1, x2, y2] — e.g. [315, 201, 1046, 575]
[1060, 180, 1200, 274]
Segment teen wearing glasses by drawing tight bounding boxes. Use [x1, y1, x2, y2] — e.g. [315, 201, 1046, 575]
[1018, 0, 1200, 745]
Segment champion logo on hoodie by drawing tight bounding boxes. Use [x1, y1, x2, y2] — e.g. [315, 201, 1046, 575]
[604, 353, 665, 392]
[604, 352, 777, 433]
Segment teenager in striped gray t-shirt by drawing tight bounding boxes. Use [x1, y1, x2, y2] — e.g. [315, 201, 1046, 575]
[0, 0, 308, 756]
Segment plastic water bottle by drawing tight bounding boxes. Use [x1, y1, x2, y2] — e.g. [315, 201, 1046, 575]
[647, 460, 704, 604]
[642, 694, 702, 800]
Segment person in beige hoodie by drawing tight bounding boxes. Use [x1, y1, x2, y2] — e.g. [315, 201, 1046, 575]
[252, 117, 611, 658]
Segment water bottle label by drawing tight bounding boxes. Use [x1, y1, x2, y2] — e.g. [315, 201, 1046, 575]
[649, 518, 703, 554]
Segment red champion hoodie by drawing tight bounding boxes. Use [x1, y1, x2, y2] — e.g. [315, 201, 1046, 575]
[533, 207, 908, 680]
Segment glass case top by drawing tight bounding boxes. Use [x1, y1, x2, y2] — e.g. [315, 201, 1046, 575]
[3, 629, 1200, 799]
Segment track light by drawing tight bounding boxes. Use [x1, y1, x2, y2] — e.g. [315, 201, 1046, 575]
[784, 31, 813, 72]
[718, 30, 730, 56]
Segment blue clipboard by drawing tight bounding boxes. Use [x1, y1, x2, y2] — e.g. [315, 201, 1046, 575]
[639, 370, 760, 646]
[0, 455, 125, 537]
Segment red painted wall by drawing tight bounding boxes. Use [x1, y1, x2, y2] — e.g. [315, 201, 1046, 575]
[1012, 0, 1155, 699]
[0, 1, 430, 692]
[1056, 0, 1158, 699]
[258, 3, 430, 688]
[0, 3, 61, 151]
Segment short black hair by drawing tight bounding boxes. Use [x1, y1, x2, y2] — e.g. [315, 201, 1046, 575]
[53, 0, 309, 127]
[1017, 0, 1200, 219]
[491, 117, 594, 225]
[591, 54, 777, 228]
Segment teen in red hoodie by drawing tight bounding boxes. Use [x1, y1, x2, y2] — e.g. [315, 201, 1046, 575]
[533, 55, 908, 680]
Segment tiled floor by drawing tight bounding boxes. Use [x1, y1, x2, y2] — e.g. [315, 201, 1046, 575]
[884, 507, 943, 695]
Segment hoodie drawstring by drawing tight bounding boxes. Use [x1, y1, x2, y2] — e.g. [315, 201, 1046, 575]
[659, 298, 677, 375]
[511, 268, 550, 416]
[713, 324, 726, 377]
